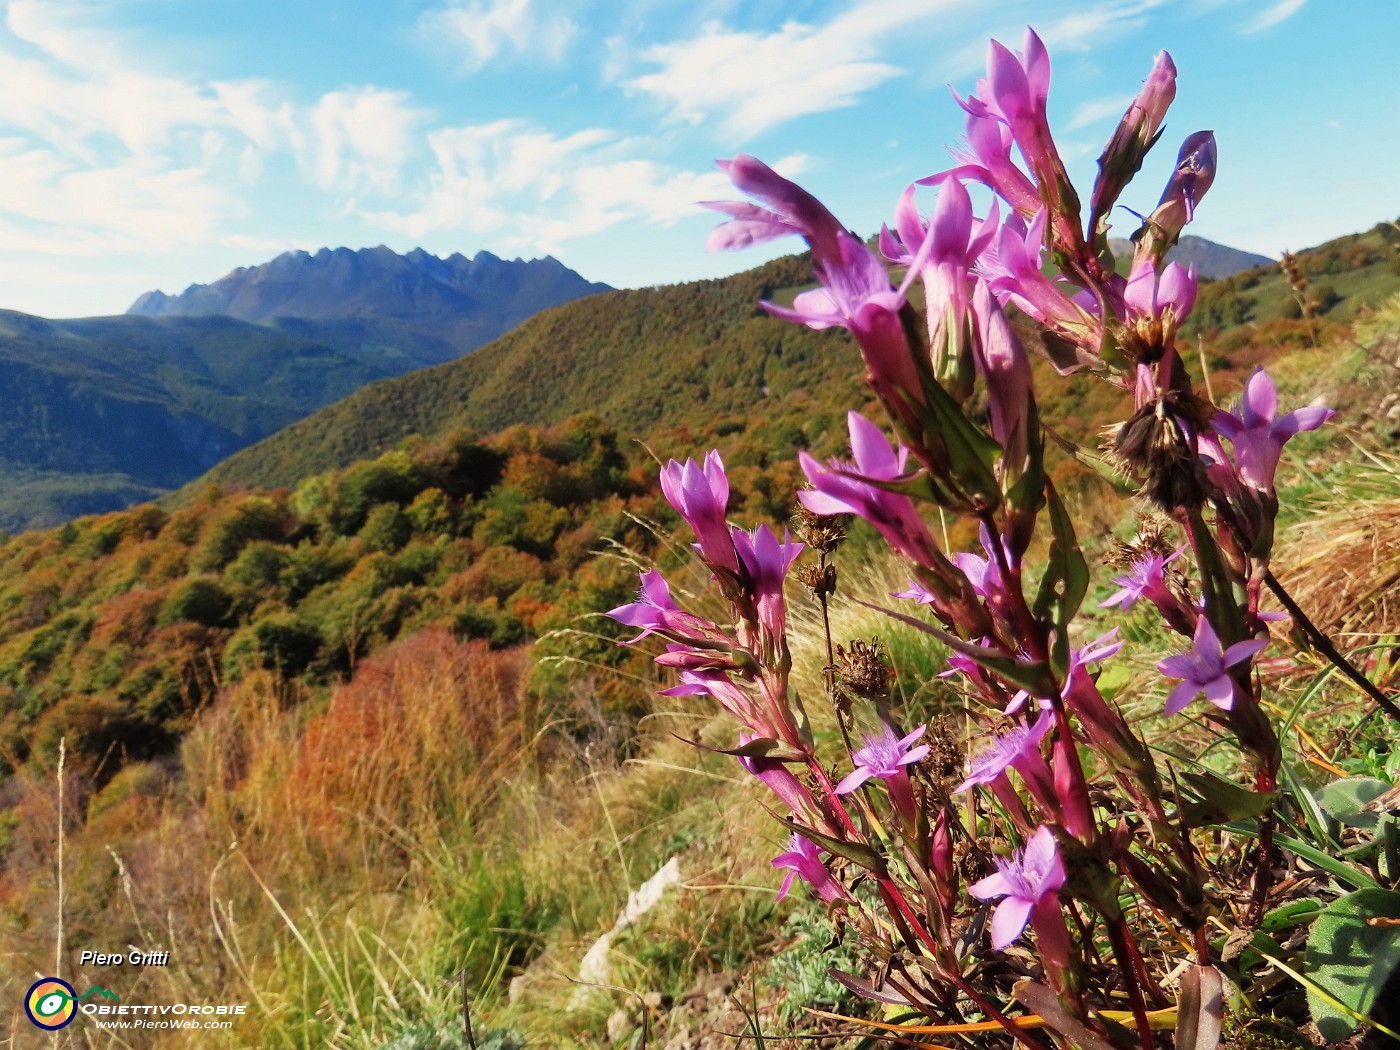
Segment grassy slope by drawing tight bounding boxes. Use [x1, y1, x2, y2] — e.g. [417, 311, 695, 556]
[181, 253, 869, 497]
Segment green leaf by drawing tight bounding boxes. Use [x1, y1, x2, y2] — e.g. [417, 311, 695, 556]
[1316, 777, 1393, 830]
[918, 378, 1004, 512]
[1032, 478, 1088, 679]
[783, 819, 887, 876]
[1224, 822, 1380, 891]
[1261, 899, 1325, 934]
[1181, 771, 1276, 827]
[1304, 889, 1400, 1041]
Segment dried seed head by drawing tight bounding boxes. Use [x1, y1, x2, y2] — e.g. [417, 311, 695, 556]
[795, 563, 838, 598]
[1105, 513, 1176, 567]
[927, 715, 963, 784]
[835, 638, 891, 700]
[1111, 392, 1214, 512]
[792, 503, 847, 554]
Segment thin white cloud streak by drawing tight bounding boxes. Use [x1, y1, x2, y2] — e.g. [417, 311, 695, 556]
[363, 118, 809, 254]
[1066, 94, 1133, 131]
[624, 0, 975, 140]
[1241, 0, 1306, 33]
[418, 0, 577, 73]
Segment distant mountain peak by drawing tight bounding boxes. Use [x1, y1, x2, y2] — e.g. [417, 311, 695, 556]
[127, 246, 611, 334]
[1106, 234, 1272, 279]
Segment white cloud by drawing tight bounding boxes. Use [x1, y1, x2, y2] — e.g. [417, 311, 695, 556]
[624, 0, 972, 140]
[362, 123, 805, 254]
[418, 0, 576, 73]
[305, 88, 427, 195]
[1066, 94, 1134, 131]
[1242, 0, 1306, 33]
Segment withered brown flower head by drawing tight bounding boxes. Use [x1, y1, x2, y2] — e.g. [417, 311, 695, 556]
[1111, 390, 1215, 512]
[835, 638, 891, 700]
[792, 502, 847, 554]
[1105, 514, 1176, 568]
[795, 563, 838, 597]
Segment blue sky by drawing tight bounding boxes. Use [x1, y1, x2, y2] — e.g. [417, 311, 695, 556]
[0, 0, 1395, 317]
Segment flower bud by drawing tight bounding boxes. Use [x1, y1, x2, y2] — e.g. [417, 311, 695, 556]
[1090, 51, 1177, 233]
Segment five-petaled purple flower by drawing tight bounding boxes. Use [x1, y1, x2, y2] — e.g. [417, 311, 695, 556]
[1099, 546, 1185, 610]
[1213, 367, 1334, 492]
[956, 711, 1052, 792]
[835, 724, 930, 794]
[773, 833, 847, 903]
[969, 825, 1066, 949]
[1157, 614, 1268, 715]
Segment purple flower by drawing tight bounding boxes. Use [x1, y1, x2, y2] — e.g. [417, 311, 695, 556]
[977, 210, 1087, 332]
[773, 833, 847, 903]
[1004, 631, 1122, 716]
[659, 450, 736, 571]
[702, 154, 845, 264]
[1123, 257, 1197, 328]
[1134, 130, 1217, 264]
[834, 724, 930, 794]
[608, 569, 728, 646]
[881, 178, 997, 387]
[969, 825, 1066, 949]
[1157, 615, 1268, 715]
[660, 669, 770, 735]
[1213, 367, 1334, 491]
[892, 579, 938, 605]
[762, 231, 928, 405]
[972, 281, 1035, 477]
[731, 523, 803, 643]
[1099, 546, 1185, 609]
[799, 412, 939, 565]
[950, 28, 1083, 258]
[737, 732, 815, 818]
[955, 711, 1052, 792]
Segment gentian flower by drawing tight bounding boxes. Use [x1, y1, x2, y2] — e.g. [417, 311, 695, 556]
[799, 412, 940, 566]
[762, 231, 930, 406]
[1004, 630, 1122, 716]
[731, 523, 803, 643]
[1213, 367, 1334, 492]
[737, 731, 816, 821]
[660, 451, 736, 571]
[1099, 546, 1185, 610]
[955, 711, 1052, 792]
[773, 833, 847, 903]
[881, 178, 997, 393]
[1157, 614, 1268, 715]
[835, 723, 930, 824]
[834, 724, 930, 794]
[969, 826, 1066, 949]
[951, 28, 1084, 258]
[977, 210, 1088, 333]
[608, 570, 729, 646]
[702, 154, 845, 264]
[1133, 130, 1217, 265]
[706, 156, 933, 415]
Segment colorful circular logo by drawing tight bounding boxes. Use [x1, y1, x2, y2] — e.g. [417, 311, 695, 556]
[25, 977, 77, 1030]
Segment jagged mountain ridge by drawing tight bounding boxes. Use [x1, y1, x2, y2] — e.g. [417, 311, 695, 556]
[128, 246, 611, 364]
